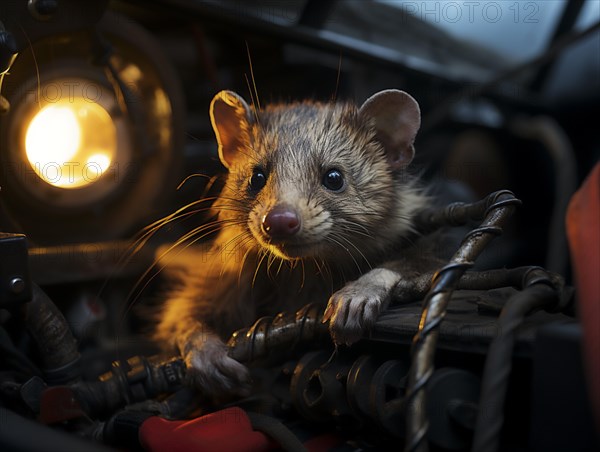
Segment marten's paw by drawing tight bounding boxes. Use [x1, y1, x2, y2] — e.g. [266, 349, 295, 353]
[324, 268, 401, 345]
[181, 333, 251, 402]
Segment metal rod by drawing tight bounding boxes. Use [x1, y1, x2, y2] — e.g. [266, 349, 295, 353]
[404, 190, 521, 452]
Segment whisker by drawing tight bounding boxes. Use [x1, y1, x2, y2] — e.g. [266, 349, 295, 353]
[275, 257, 285, 276]
[93, 203, 215, 311]
[237, 236, 257, 286]
[120, 231, 218, 325]
[131, 207, 216, 255]
[17, 25, 41, 109]
[124, 218, 245, 302]
[299, 259, 306, 290]
[339, 218, 372, 236]
[176, 173, 213, 190]
[220, 227, 252, 251]
[315, 257, 333, 285]
[337, 233, 373, 271]
[120, 217, 249, 324]
[252, 249, 269, 288]
[332, 51, 342, 102]
[138, 198, 215, 235]
[217, 230, 254, 278]
[177, 219, 248, 249]
[266, 252, 278, 277]
[244, 73, 260, 126]
[326, 235, 362, 275]
[338, 223, 373, 239]
[245, 41, 261, 111]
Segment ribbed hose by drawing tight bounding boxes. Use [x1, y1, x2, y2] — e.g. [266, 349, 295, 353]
[23, 284, 81, 384]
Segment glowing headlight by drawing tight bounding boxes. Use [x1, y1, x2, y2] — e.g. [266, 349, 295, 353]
[6, 74, 131, 209]
[24, 98, 116, 188]
[0, 10, 184, 244]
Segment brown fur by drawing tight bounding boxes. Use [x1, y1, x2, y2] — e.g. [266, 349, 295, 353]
[155, 90, 430, 401]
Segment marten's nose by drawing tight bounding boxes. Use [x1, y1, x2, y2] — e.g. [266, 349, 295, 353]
[262, 205, 301, 239]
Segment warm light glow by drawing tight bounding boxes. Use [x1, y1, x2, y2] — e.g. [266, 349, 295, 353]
[87, 153, 111, 173]
[26, 107, 81, 163]
[24, 98, 117, 188]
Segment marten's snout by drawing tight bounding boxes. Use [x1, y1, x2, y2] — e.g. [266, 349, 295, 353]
[262, 205, 301, 240]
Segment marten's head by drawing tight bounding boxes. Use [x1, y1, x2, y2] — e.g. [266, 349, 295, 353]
[209, 89, 425, 264]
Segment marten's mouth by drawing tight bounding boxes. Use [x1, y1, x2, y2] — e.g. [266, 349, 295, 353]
[256, 236, 322, 260]
[272, 241, 322, 259]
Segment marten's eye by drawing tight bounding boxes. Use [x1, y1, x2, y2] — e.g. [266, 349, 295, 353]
[322, 169, 345, 192]
[249, 168, 267, 192]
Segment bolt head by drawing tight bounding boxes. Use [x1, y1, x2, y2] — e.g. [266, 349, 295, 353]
[9, 277, 25, 294]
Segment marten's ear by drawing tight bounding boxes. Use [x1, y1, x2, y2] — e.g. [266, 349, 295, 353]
[210, 90, 253, 170]
[359, 89, 420, 170]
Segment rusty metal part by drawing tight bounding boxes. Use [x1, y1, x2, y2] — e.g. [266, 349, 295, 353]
[227, 303, 326, 363]
[404, 190, 522, 452]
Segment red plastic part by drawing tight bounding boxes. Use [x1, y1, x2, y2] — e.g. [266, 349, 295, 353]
[139, 407, 277, 452]
[566, 162, 600, 436]
[38, 386, 86, 424]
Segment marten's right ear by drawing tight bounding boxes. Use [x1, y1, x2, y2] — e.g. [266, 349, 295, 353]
[210, 90, 253, 170]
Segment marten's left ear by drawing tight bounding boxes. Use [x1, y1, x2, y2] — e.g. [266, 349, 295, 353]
[359, 89, 420, 170]
[210, 90, 254, 170]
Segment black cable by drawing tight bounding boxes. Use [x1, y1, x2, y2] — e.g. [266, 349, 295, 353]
[247, 411, 307, 452]
[471, 270, 560, 452]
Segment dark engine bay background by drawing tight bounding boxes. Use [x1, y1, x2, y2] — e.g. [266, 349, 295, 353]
[0, 1, 598, 451]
